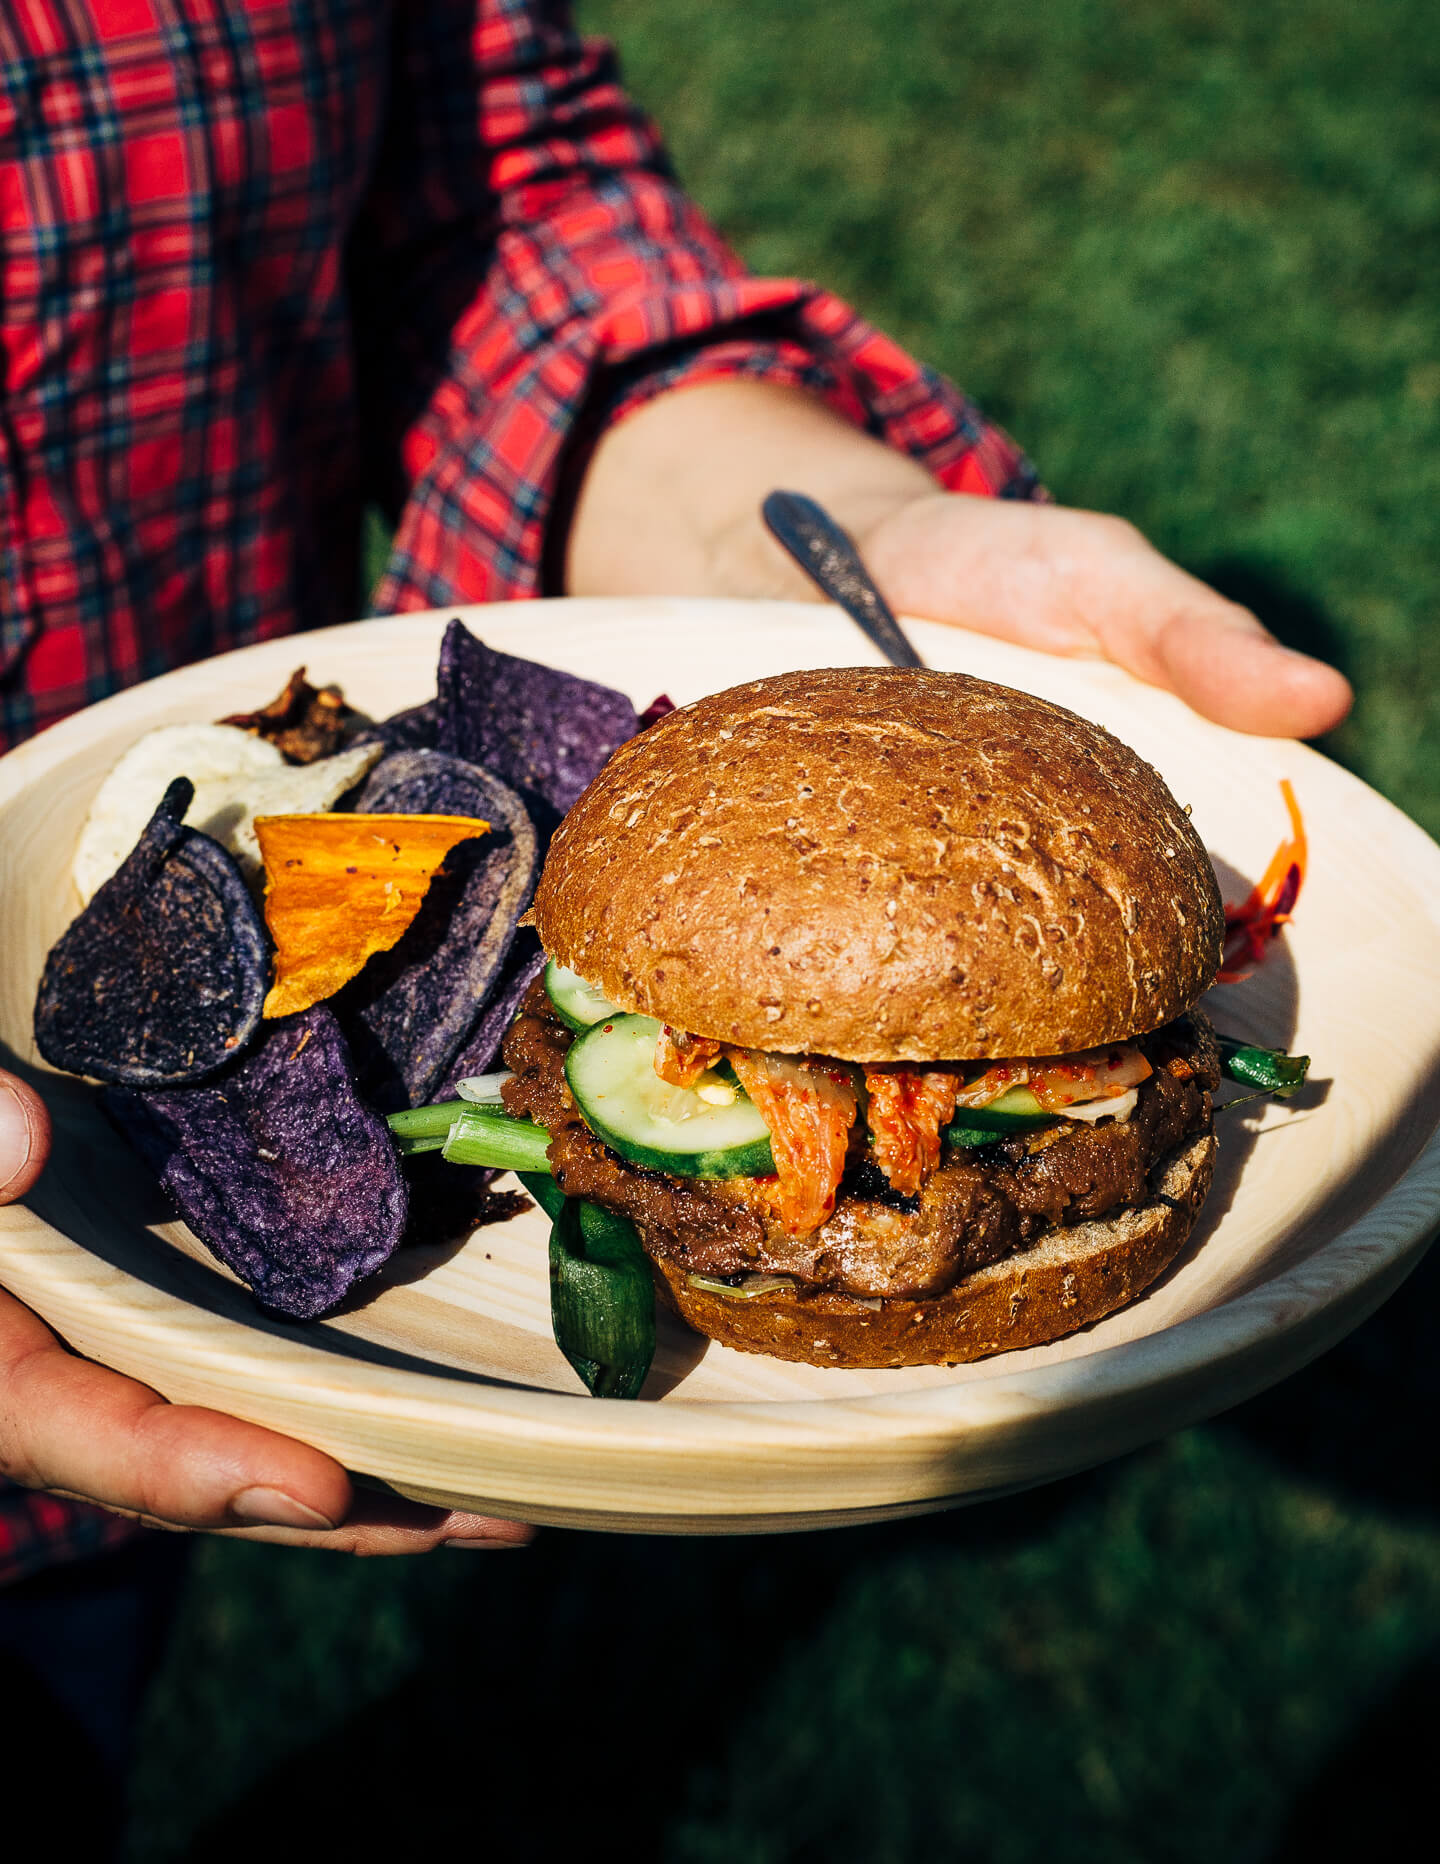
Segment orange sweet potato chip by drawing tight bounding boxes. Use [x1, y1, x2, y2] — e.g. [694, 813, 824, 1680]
[255, 813, 488, 1018]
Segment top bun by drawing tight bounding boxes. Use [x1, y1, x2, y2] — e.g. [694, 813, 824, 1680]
[531, 668, 1224, 1062]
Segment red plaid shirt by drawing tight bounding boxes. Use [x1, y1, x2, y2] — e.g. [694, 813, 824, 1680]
[0, 0, 1037, 1581]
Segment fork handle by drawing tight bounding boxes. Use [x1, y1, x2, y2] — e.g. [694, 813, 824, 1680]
[762, 490, 925, 669]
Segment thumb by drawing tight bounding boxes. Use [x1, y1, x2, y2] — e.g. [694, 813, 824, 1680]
[1151, 607, 1354, 740]
[0, 1074, 50, 1204]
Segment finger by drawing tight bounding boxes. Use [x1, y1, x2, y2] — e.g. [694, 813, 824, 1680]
[210, 1495, 534, 1554]
[1048, 523, 1355, 737]
[869, 497, 1353, 739]
[1151, 606, 1354, 740]
[0, 1288, 534, 1552]
[0, 1074, 51, 1204]
[53, 1486, 534, 1555]
[0, 1285, 353, 1530]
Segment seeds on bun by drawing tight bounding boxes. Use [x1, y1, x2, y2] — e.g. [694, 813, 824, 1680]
[531, 667, 1224, 1062]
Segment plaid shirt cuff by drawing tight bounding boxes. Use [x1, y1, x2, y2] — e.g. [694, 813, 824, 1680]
[371, 273, 1043, 616]
[0, 1480, 145, 1590]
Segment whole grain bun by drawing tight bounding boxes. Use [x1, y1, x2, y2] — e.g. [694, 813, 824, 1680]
[532, 668, 1224, 1062]
[651, 1131, 1216, 1367]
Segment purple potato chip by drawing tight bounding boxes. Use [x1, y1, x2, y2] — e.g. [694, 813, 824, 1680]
[351, 697, 440, 756]
[405, 932, 545, 1245]
[103, 1007, 407, 1320]
[437, 928, 546, 1097]
[436, 619, 638, 835]
[341, 750, 538, 1109]
[35, 777, 268, 1086]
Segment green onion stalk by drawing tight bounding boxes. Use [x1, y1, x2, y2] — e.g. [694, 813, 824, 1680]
[1216, 1037, 1311, 1098]
[386, 1102, 654, 1400]
[386, 1100, 552, 1169]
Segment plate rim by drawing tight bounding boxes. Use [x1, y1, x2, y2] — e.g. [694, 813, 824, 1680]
[4, 599, 1440, 1522]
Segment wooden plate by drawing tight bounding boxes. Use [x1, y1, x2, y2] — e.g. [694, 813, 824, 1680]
[3, 600, 1438, 1534]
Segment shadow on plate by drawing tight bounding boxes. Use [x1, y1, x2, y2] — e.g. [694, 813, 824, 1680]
[1147, 859, 1301, 1291]
[1117, 840, 1440, 1524]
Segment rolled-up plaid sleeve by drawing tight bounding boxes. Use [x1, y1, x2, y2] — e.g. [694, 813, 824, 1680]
[362, 1, 1041, 616]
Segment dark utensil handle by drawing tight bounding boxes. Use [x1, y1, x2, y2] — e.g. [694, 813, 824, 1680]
[762, 489, 925, 669]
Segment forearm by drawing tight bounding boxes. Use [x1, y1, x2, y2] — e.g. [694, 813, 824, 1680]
[566, 378, 937, 602]
[565, 374, 1351, 739]
[363, 0, 1035, 615]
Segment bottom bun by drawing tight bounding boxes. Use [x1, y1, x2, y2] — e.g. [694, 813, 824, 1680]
[651, 1132, 1217, 1368]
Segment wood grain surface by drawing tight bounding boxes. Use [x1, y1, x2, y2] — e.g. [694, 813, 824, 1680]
[2, 599, 1437, 1531]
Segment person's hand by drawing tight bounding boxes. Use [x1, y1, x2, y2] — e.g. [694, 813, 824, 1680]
[568, 378, 1352, 742]
[856, 491, 1351, 740]
[0, 1072, 531, 1553]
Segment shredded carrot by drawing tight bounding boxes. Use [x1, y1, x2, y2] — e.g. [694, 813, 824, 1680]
[1218, 780, 1306, 982]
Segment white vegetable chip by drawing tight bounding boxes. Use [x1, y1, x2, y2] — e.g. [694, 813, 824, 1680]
[73, 726, 383, 900]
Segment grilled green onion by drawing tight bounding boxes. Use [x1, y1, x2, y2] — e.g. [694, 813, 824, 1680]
[516, 1168, 565, 1220]
[439, 1106, 552, 1173]
[1217, 1036, 1311, 1099]
[386, 1100, 551, 1171]
[545, 1195, 655, 1400]
[384, 1101, 654, 1398]
[385, 1098, 470, 1152]
[522, 1172, 653, 1396]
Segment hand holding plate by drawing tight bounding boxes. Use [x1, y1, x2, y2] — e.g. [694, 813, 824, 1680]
[0, 1074, 530, 1554]
[0, 1072, 49, 1205]
[857, 493, 1353, 739]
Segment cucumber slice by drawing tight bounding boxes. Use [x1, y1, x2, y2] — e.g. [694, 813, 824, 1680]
[564, 1013, 774, 1178]
[545, 959, 622, 1032]
[944, 1086, 1056, 1149]
[968, 1086, 1051, 1124]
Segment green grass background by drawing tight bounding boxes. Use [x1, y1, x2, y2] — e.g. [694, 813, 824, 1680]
[123, 2, 1440, 1857]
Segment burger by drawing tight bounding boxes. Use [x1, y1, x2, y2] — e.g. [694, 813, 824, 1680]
[500, 667, 1225, 1368]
